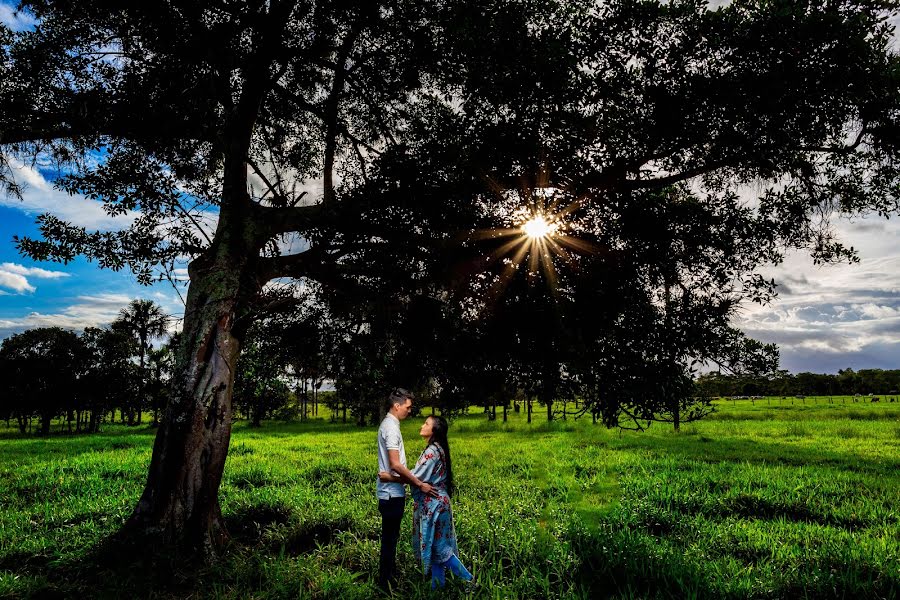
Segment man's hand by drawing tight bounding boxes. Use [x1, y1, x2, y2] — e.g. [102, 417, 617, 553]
[419, 482, 439, 497]
[378, 471, 395, 482]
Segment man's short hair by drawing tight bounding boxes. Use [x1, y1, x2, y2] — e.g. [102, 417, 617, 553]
[387, 387, 414, 409]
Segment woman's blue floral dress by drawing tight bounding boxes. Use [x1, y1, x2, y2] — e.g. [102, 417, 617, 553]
[410, 443, 459, 573]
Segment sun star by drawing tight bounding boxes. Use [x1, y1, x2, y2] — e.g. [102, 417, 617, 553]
[523, 215, 553, 239]
[466, 178, 599, 304]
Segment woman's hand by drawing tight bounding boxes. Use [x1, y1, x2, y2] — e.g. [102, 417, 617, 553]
[378, 471, 395, 482]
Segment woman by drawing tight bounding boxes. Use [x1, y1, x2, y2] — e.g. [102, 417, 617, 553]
[379, 415, 473, 589]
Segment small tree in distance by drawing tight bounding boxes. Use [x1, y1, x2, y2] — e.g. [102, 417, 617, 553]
[112, 300, 171, 426]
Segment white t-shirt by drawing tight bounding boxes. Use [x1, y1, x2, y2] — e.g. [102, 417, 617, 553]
[377, 413, 407, 499]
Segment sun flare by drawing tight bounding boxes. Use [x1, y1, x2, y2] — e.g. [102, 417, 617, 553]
[522, 215, 554, 239]
[467, 178, 598, 302]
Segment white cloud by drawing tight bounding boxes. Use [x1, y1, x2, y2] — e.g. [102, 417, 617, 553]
[0, 157, 139, 230]
[889, 12, 900, 52]
[0, 293, 131, 337]
[736, 214, 900, 372]
[0, 3, 37, 32]
[0, 271, 32, 293]
[1, 262, 69, 279]
[0, 262, 69, 293]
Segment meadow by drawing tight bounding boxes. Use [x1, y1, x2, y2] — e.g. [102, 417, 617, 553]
[0, 398, 898, 599]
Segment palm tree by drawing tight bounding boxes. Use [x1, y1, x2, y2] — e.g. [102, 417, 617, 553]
[113, 299, 171, 425]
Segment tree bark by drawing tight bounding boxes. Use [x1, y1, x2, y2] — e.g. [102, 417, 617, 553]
[123, 255, 248, 557]
[122, 157, 263, 557]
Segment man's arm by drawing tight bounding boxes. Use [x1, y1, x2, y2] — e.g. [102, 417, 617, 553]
[387, 449, 438, 497]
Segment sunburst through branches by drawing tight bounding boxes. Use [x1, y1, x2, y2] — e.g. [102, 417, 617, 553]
[469, 178, 597, 299]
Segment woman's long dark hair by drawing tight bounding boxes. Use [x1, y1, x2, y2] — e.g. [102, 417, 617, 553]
[428, 416, 455, 498]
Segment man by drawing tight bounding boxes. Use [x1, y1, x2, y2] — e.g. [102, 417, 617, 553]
[376, 387, 436, 592]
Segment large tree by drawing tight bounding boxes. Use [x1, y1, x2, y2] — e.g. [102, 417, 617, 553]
[1, 0, 898, 558]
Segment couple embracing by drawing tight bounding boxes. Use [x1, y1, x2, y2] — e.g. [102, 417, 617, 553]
[376, 388, 474, 593]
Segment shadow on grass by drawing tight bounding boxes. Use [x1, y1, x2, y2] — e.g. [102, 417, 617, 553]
[3, 495, 898, 599]
[567, 523, 900, 599]
[0, 500, 367, 599]
[625, 430, 900, 477]
[0, 427, 158, 469]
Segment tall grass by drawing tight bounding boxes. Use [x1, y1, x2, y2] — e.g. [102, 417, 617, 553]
[0, 398, 898, 598]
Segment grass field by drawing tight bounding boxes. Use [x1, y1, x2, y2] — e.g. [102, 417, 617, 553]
[1, 398, 899, 599]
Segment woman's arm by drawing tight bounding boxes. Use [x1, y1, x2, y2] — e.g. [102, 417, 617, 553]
[410, 444, 440, 483]
[386, 449, 436, 496]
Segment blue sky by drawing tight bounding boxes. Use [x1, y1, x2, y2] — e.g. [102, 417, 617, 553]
[2, 1, 900, 374]
[0, 163, 186, 339]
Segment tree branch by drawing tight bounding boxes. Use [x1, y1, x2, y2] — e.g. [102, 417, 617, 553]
[257, 247, 371, 299]
[323, 22, 364, 205]
[254, 202, 327, 236]
[246, 155, 288, 205]
[798, 125, 868, 154]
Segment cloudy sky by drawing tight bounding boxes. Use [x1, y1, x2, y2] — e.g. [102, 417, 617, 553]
[0, 159, 185, 340]
[1, 1, 899, 374]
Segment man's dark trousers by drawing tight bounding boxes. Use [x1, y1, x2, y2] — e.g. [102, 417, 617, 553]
[378, 496, 406, 591]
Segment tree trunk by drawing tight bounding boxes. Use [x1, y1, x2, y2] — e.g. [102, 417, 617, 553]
[673, 400, 680, 432]
[251, 398, 262, 427]
[40, 411, 52, 435]
[527, 399, 532, 423]
[664, 281, 680, 432]
[136, 334, 147, 428]
[122, 239, 254, 558]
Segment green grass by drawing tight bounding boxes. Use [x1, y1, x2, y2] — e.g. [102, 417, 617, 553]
[1, 398, 899, 598]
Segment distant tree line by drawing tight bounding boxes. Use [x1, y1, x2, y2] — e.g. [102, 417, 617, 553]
[695, 369, 900, 399]
[6, 296, 897, 438]
[221, 285, 759, 431]
[0, 290, 771, 435]
[0, 295, 343, 435]
[0, 300, 175, 434]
